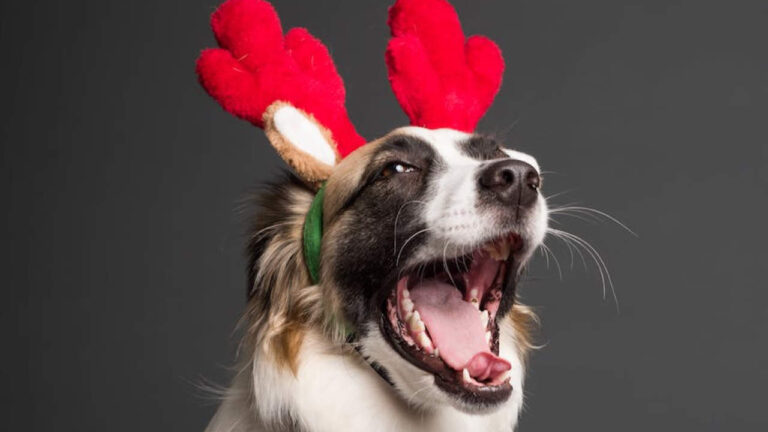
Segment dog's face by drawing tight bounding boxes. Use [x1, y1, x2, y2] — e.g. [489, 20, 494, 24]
[322, 127, 548, 413]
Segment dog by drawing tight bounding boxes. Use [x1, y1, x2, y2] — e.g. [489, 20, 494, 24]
[205, 128, 547, 431]
[197, 1, 549, 430]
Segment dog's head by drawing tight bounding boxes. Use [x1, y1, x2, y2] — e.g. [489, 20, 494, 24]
[318, 127, 546, 412]
[200, 0, 546, 417]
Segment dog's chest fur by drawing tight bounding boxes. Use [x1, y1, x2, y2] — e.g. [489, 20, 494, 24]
[206, 330, 520, 432]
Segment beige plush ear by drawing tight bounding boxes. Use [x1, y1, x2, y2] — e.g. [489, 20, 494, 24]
[263, 101, 341, 185]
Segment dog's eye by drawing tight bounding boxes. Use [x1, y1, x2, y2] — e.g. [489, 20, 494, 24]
[378, 162, 419, 179]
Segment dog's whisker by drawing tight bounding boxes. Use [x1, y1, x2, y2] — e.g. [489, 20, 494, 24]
[548, 205, 637, 237]
[396, 228, 433, 268]
[547, 228, 584, 271]
[539, 242, 563, 281]
[544, 189, 573, 201]
[548, 228, 620, 311]
[393, 200, 428, 254]
[442, 240, 458, 289]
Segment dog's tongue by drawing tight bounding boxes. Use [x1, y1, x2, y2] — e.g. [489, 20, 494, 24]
[408, 279, 510, 382]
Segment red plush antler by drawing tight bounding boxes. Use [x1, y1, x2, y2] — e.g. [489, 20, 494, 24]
[196, 0, 365, 158]
[386, 0, 505, 132]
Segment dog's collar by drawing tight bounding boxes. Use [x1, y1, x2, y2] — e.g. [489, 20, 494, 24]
[303, 183, 325, 284]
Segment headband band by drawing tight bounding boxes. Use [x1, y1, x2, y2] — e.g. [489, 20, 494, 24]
[303, 183, 325, 284]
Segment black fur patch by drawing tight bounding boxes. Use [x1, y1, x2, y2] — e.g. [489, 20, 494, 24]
[459, 135, 507, 161]
[246, 174, 311, 298]
[328, 134, 441, 330]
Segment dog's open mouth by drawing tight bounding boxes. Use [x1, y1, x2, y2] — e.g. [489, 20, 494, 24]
[381, 233, 522, 405]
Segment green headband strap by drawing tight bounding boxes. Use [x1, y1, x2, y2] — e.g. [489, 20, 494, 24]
[303, 183, 326, 284]
[303, 183, 356, 339]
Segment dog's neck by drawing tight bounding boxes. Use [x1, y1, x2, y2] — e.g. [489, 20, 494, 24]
[206, 329, 521, 432]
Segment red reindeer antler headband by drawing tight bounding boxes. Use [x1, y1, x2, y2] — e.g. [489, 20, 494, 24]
[196, 0, 504, 184]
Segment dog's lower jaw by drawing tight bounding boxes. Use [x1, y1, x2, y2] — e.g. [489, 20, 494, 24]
[205, 326, 523, 432]
[360, 319, 525, 416]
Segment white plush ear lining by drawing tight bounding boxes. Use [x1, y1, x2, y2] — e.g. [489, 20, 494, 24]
[273, 105, 337, 166]
[263, 102, 341, 185]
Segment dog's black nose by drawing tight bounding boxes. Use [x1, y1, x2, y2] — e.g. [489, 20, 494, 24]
[478, 160, 541, 207]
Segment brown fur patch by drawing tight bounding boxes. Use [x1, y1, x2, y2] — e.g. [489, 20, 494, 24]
[508, 303, 540, 364]
[323, 137, 384, 223]
[240, 181, 322, 374]
[263, 102, 341, 187]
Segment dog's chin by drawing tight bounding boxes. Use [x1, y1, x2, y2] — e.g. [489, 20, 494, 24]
[361, 233, 526, 414]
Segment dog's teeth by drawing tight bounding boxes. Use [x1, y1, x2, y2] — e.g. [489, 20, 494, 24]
[480, 310, 489, 328]
[433, 348, 439, 357]
[469, 288, 480, 307]
[470, 288, 478, 298]
[417, 332, 433, 351]
[402, 288, 410, 299]
[485, 243, 499, 260]
[499, 370, 511, 382]
[485, 331, 492, 343]
[408, 311, 425, 333]
[498, 239, 511, 260]
[463, 368, 471, 383]
[401, 298, 414, 314]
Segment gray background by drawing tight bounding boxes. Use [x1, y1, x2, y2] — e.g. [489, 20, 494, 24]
[3, 0, 766, 430]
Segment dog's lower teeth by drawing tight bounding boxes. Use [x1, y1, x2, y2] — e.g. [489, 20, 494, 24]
[499, 370, 510, 382]
[485, 331, 492, 343]
[408, 311, 425, 333]
[401, 298, 414, 314]
[433, 348, 439, 357]
[463, 368, 472, 383]
[480, 310, 489, 328]
[416, 332, 433, 351]
[402, 288, 410, 299]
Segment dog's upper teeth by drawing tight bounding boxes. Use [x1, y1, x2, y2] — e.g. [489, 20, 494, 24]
[497, 239, 511, 260]
[480, 310, 489, 328]
[484, 240, 510, 261]
[469, 288, 480, 308]
[402, 288, 410, 299]
[408, 311, 426, 333]
[485, 331, 492, 343]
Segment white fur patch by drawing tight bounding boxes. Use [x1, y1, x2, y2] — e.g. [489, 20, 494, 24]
[273, 105, 337, 167]
[394, 127, 547, 264]
[207, 329, 521, 432]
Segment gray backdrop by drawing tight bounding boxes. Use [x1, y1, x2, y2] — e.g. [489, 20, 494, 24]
[3, 0, 766, 430]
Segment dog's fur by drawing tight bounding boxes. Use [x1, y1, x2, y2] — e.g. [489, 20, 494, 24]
[206, 127, 547, 432]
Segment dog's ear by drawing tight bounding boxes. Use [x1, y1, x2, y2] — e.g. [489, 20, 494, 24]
[263, 102, 340, 184]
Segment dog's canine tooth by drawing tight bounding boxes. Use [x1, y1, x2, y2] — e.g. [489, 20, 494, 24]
[408, 311, 425, 333]
[462, 368, 471, 383]
[499, 370, 511, 382]
[469, 288, 479, 306]
[485, 242, 500, 260]
[498, 238, 511, 260]
[402, 288, 410, 299]
[433, 348, 440, 358]
[480, 310, 489, 328]
[485, 331, 492, 343]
